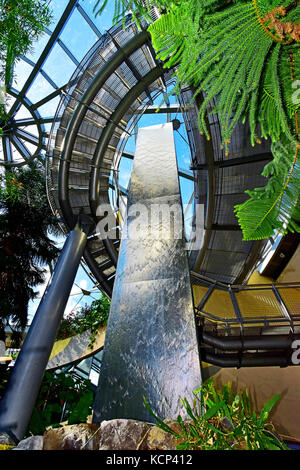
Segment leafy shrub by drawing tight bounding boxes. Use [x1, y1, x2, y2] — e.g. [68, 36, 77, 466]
[26, 370, 94, 436]
[144, 379, 289, 450]
[56, 295, 110, 347]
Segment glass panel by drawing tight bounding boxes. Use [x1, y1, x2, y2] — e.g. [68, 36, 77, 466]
[42, 43, 77, 88]
[25, 32, 50, 64]
[79, 0, 115, 31]
[59, 8, 99, 62]
[49, 0, 70, 30]
[27, 73, 56, 105]
[12, 60, 33, 91]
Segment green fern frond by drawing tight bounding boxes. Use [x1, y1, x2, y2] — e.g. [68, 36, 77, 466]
[234, 140, 300, 240]
[101, 0, 300, 241]
[147, 0, 300, 240]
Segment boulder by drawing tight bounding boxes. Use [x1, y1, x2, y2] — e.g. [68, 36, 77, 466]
[99, 419, 151, 450]
[0, 432, 16, 450]
[0, 432, 16, 446]
[43, 423, 101, 450]
[2, 418, 187, 451]
[12, 435, 43, 450]
[145, 420, 184, 450]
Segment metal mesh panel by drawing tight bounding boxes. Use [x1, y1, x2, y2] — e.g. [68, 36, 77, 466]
[213, 194, 247, 225]
[200, 249, 248, 282]
[278, 287, 300, 316]
[214, 164, 267, 196]
[46, 17, 170, 294]
[204, 290, 237, 320]
[236, 289, 284, 318]
[208, 231, 251, 254]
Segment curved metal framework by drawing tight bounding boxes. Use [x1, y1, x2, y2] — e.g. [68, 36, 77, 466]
[0, 0, 274, 298]
[45, 7, 273, 299]
[0, 0, 80, 167]
[1, 0, 300, 446]
[2, 0, 297, 336]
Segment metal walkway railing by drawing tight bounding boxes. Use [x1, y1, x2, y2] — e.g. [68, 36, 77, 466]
[192, 271, 300, 331]
[191, 272, 300, 367]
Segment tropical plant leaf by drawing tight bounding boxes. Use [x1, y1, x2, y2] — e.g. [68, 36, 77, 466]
[67, 391, 94, 425]
[143, 381, 287, 450]
[258, 393, 281, 425]
[143, 397, 180, 436]
[234, 139, 300, 240]
[147, 0, 300, 240]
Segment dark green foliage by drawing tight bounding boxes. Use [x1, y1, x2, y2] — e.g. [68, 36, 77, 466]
[67, 390, 94, 425]
[0, 162, 61, 343]
[0, 0, 52, 89]
[26, 370, 94, 436]
[144, 379, 289, 450]
[148, 1, 300, 240]
[234, 136, 300, 239]
[56, 296, 110, 347]
[0, 0, 52, 136]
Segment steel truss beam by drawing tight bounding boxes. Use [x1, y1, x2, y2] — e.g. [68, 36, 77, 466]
[191, 152, 272, 170]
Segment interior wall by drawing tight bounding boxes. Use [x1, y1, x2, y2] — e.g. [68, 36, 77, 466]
[278, 246, 300, 283]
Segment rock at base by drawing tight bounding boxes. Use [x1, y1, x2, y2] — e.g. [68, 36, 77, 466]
[12, 436, 43, 450]
[0, 432, 16, 447]
[43, 423, 100, 450]
[99, 419, 151, 450]
[146, 420, 184, 450]
[3, 419, 187, 451]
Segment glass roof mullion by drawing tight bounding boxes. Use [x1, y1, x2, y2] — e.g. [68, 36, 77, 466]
[122, 150, 134, 160]
[178, 168, 194, 181]
[14, 129, 45, 150]
[76, 3, 102, 38]
[8, 0, 78, 117]
[13, 116, 55, 127]
[39, 69, 59, 90]
[19, 55, 35, 68]
[56, 38, 80, 66]
[44, 26, 52, 36]
[19, 54, 59, 91]
[38, 116, 56, 125]
[1, 136, 13, 163]
[10, 135, 32, 161]
[13, 118, 36, 127]
[32, 84, 69, 110]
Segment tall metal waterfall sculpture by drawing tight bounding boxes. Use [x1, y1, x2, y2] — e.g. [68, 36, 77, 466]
[93, 123, 202, 423]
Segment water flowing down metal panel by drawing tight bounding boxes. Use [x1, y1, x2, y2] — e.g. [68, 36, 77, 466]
[93, 123, 202, 423]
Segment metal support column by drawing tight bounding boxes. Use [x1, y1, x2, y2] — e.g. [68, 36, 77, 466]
[0, 215, 94, 443]
[93, 123, 202, 424]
